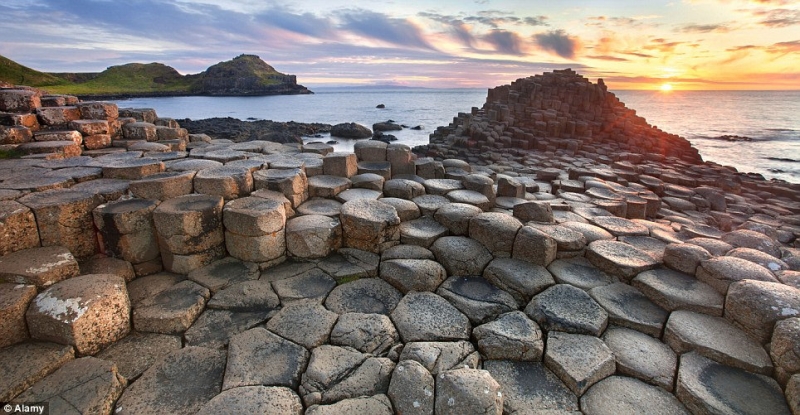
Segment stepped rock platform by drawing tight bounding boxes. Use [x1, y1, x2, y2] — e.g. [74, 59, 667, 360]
[1, 73, 799, 414]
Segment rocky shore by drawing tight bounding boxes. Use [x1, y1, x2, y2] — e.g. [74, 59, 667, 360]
[0, 73, 799, 414]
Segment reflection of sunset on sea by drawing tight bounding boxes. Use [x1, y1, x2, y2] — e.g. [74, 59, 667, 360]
[1, 1, 798, 90]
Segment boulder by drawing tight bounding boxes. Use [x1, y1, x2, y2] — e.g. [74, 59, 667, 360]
[379, 259, 446, 293]
[512, 225, 558, 266]
[586, 240, 660, 282]
[771, 317, 800, 385]
[330, 122, 372, 139]
[725, 279, 800, 344]
[632, 268, 724, 316]
[696, 256, 778, 295]
[589, 283, 668, 337]
[469, 212, 522, 257]
[483, 258, 555, 307]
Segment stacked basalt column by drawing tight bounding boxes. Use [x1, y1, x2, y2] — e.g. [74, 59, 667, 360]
[222, 196, 286, 268]
[93, 198, 163, 278]
[152, 194, 226, 274]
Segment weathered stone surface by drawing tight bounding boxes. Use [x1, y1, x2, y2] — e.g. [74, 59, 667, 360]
[325, 277, 402, 314]
[266, 301, 339, 349]
[696, 256, 779, 295]
[193, 165, 254, 199]
[391, 291, 471, 342]
[299, 345, 394, 406]
[95, 331, 182, 380]
[26, 274, 130, 355]
[512, 225, 558, 266]
[399, 341, 480, 374]
[722, 229, 783, 258]
[102, 157, 164, 180]
[483, 258, 555, 307]
[581, 376, 689, 415]
[728, 247, 790, 273]
[547, 257, 617, 290]
[19, 188, 103, 258]
[322, 152, 358, 178]
[207, 280, 280, 311]
[93, 198, 160, 264]
[665, 310, 772, 375]
[184, 308, 270, 349]
[423, 178, 464, 195]
[222, 196, 285, 237]
[632, 268, 724, 316]
[676, 352, 790, 415]
[383, 178, 426, 199]
[436, 276, 518, 324]
[11, 357, 126, 415]
[128, 171, 194, 201]
[223, 327, 309, 390]
[0, 342, 74, 402]
[513, 201, 555, 223]
[544, 331, 616, 396]
[115, 346, 226, 415]
[197, 386, 303, 415]
[435, 368, 503, 415]
[0, 200, 40, 257]
[561, 221, 614, 242]
[153, 193, 224, 257]
[270, 267, 336, 304]
[253, 168, 308, 207]
[434, 203, 483, 235]
[306, 394, 394, 415]
[589, 283, 668, 337]
[771, 317, 800, 385]
[446, 189, 492, 211]
[586, 240, 660, 282]
[399, 216, 449, 248]
[0, 283, 37, 348]
[473, 311, 544, 361]
[125, 272, 184, 306]
[296, 197, 343, 217]
[469, 212, 522, 257]
[187, 257, 259, 294]
[379, 258, 446, 293]
[381, 244, 435, 261]
[388, 359, 435, 415]
[526, 284, 608, 336]
[484, 360, 579, 414]
[330, 312, 400, 355]
[431, 236, 493, 276]
[787, 374, 800, 415]
[725, 279, 800, 344]
[603, 326, 677, 391]
[308, 175, 351, 198]
[529, 223, 588, 252]
[340, 199, 400, 253]
[133, 280, 209, 334]
[663, 243, 712, 275]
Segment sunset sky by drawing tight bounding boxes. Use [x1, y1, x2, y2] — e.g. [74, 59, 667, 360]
[1, 0, 798, 90]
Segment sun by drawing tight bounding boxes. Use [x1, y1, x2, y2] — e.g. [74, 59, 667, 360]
[660, 83, 673, 92]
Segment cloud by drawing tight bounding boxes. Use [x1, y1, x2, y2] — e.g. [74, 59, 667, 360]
[533, 30, 579, 59]
[338, 9, 434, 50]
[483, 30, 526, 55]
[679, 23, 732, 33]
[256, 7, 338, 39]
[587, 55, 629, 62]
[766, 39, 800, 54]
[751, 8, 800, 27]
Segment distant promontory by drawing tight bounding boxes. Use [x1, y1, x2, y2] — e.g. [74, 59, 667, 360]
[0, 54, 312, 98]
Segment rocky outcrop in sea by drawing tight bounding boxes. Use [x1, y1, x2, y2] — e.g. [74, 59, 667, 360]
[0, 75, 798, 414]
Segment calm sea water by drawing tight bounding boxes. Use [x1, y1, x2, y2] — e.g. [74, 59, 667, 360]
[114, 88, 800, 183]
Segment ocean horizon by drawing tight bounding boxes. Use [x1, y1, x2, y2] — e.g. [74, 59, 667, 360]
[112, 88, 800, 184]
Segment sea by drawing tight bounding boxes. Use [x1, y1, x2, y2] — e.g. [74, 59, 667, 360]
[112, 88, 800, 184]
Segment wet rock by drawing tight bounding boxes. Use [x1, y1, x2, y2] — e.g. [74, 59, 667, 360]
[526, 284, 608, 336]
[676, 352, 790, 415]
[184, 308, 270, 349]
[223, 327, 309, 390]
[391, 291, 471, 342]
[330, 123, 372, 139]
[581, 376, 689, 415]
[115, 346, 227, 415]
[187, 257, 259, 295]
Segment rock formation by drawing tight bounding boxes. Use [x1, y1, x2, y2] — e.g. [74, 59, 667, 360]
[1, 77, 799, 414]
[192, 54, 312, 96]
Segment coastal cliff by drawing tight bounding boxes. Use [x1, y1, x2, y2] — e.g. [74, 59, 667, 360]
[0, 54, 311, 98]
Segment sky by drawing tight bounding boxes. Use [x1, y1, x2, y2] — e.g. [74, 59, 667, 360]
[1, 0, 798, 90]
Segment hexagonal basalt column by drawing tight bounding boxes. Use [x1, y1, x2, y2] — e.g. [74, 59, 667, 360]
[223, 197, 286, 265]
[194, 166, 253, 200]
[153, 194, 226, 274]
[26, 274, 131, 355]
[286, 214, 342, 259]
[340, 199, 400, 254]
[93, 198, 161, 269]
[253, 168, 308, 208]
[18, 189, 104, 258]
[0, 200, 40, 256]
[322, 152, 358, 178]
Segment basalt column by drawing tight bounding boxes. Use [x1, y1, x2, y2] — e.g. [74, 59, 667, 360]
[153, 194, 226, 274]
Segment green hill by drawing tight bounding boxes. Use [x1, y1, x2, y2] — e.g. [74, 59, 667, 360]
[0, 55, 70, 87]
[0, 54, 311, 97]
